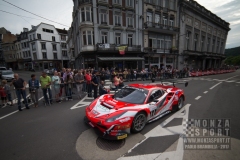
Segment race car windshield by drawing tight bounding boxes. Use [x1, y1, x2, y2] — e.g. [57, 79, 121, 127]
[114, 87, 149, 104]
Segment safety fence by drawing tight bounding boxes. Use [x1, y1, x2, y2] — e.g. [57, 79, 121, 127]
[1, 83, 87, 108]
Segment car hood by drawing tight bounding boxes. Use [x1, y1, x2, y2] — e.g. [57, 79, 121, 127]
[2, 74, 14, 78]
[99, 94, 139, 109]
[91, 94, 144, 119]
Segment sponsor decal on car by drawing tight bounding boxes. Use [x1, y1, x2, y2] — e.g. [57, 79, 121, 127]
[117, 134, 127, 140]
[119, 117, 131, 123]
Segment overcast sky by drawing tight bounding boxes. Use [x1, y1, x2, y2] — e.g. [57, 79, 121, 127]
[0, 0, 239, 48]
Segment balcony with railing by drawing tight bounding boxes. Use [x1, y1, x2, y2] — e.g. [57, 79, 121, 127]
[144, 22, 179, 34]
[96, 44, 141, 52]
[78, 0, 92, 6]
[144, 47, 177, 54]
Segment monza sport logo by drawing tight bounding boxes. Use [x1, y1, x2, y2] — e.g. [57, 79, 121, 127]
[182, 119, 231, 150]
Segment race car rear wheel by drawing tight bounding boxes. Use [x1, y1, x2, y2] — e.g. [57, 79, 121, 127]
[177, 96, 184, 110]
[131, 112, 147, 133]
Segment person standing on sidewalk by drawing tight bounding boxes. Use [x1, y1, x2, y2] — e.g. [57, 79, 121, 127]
[2, 80, 13, 106]
[91, 71, 99, 99]
[85, 70, 92, 97]
[28, 74, 39, 107]
[74, 70, 84, 99]
[52, 71, 61, 103]
[11, 73, 29, 111]
[40, 72, 52, 105]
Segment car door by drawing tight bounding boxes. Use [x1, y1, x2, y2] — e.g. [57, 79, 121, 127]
[147, 89, 164, 118]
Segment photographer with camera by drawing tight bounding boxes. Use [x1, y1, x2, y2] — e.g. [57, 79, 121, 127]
[11, 73, 30, 111]
[28, 74, 39, 108]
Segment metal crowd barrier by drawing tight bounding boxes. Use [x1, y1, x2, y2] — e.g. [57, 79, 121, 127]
[1, 82, 88, 108]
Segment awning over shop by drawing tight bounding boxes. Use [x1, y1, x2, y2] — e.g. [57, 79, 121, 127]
[98, 57, 144, 61]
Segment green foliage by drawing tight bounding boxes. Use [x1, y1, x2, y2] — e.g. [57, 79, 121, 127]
[224, 55, 240, 65]
[225, 46, 240, 57]
[224, 46, 240, 65]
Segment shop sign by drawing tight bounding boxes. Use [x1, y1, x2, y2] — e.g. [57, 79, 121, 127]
[98, 43, 110, 49]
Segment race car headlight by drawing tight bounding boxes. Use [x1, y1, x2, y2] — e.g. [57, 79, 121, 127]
[106, 114, 121, 122]
[106, 111, 127, 122]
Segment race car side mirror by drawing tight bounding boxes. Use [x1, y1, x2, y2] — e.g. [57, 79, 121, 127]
[185, 82, 188, 87]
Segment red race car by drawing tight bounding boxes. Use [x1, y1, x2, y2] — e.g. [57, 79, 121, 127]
[85, 82, 188, 140]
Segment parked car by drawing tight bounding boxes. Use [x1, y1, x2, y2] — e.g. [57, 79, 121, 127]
[1, 70, 14, 81]
[0, 67, 8, 79]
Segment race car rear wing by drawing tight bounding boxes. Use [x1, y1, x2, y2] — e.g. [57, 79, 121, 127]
[160, 80, 189, 87]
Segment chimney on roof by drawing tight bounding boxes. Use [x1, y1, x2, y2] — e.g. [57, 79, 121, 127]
[31, 25, 36, 29]
[23, 28, 29, 32]
[63, 28, 65, 30]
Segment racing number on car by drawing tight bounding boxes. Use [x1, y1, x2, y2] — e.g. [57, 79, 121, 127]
[150, 98, 166, 117]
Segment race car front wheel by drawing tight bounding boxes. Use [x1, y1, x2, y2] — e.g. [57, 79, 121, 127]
[131, 112, 147, 133]
[177, 96, 184, 110]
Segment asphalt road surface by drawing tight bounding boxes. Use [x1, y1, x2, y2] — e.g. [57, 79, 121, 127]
[0, 70, 240, 160]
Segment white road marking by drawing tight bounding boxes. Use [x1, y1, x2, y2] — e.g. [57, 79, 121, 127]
[0, 110, 19, 120]
[70, 94, 90, 110]
[195, 96, 201, 100]
[203, 91, 208, 94]
[0, 96, 44, 120]
[210, 82, 222, 90]
[225, 80, 236, 83]
[121, 104, 191, 160]
[225, 75, 238, 81]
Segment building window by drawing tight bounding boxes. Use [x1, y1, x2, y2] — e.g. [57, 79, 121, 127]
[99, 9, 108, 25]
[42, 52, 47, 59]
[82, 31, 93, 45]
[201, 36, 205, 52]
[113, 0, 121, 4]
[155, 0, 161, 5]
[127, 34, 133, 46]
[126, 0, 133, 7]
[61, 43, 67, 49]
[33, 52, 37, 60]
[62, 51, 67, 57]
[220, 42, 223, 53]
[212, 39, 215, 52]
[127, 14, 134, 27]
[33, 34, 35, 40]
[216, 41, 220, 53]
[169, 0, 175, 10]
[81, 7, 92, 22]
[194, 33, 198, 51]
[52, 36, 56, 42]
[27, 42, 29, 48]
[163, 0, 169, 8]
[28, 51, 31, 57]
[207, 37, 211, 52]
[29, 35, 32, 41]
[114, 11, 122, 26]
[61, 35, 66, 41]
[169, 16, 174, 27]
[164, 36, 172, 50]
[41, 43, 46, 50]
[52, 44, 57, 50]
[149, 57, 159, 64]
[155, 14, 160, 24]
[37, 34, 41, 40]
[186, 31, 191, 50]
[53, 52, 58, 59]
[147, 12, 153, 23]
[163, 14, 168, 26]
[115, 33, 121, 44]
[31, 43, 36, 51]
[166, 58, 173, 63]
[101, 32, 108, 44]
[42, 28, 54, 33]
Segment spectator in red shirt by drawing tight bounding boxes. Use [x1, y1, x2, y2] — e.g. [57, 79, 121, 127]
[85, 70, 92, 97]
[0, 84, 7, 107]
